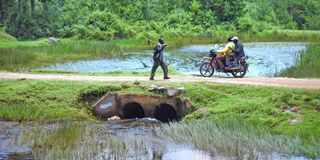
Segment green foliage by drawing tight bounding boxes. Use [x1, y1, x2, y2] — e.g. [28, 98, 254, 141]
[1, 0, 320, 40]
[0, 39, 123, 71]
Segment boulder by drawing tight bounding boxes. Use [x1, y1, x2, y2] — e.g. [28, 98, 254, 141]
[107, 116, 121, 121]
[196, 108, 208, 113]
[157, 86, 166, 93]
[288, 117, 302, 125]
[177, 87, 185, 95]
[48, 37, 59, 44]
[149, 85, 158, 91]
[166, 88, 176, 97]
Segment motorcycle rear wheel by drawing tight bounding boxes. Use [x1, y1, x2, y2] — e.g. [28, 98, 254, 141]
[231, 63, 246, 78]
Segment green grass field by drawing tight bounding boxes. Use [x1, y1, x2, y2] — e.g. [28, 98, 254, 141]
[1, 80, 319, 135]
[1, 80, 320, 157]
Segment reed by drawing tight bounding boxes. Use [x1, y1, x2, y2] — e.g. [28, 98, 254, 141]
[155, 118, 320, 158]
[280, 44, 320, 78]
[15, 122, 151, 159]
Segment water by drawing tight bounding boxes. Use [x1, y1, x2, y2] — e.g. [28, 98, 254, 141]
[0, 120, 313, 160]
[0, 121, 213, 160]
[36, 42, 307, 77]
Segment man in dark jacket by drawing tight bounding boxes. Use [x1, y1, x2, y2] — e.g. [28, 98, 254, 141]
[149, 38, 170, 80]
[230, 36, 245, 66]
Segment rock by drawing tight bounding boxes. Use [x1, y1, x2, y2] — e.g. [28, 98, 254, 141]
[288, 117, 302, 125]
[157, 86, 166, 93]
[290, 106, 299, 113]
[107, 116, 121, 121]
[284, 106, 300, 113]
[48, 37, 59, 44]
[149, 85, 158, 91]
[166, 88, 176, 97]
[196, 108, 208, 113]
[177, 87, 185, 95]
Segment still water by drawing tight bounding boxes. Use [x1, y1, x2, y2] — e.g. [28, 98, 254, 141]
[0, 120, 310, 160]
[0, 121, 213, 160]
[37, 42, 306, 77]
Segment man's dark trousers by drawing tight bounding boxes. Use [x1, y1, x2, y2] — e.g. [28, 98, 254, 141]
[150, 59, 168, 78]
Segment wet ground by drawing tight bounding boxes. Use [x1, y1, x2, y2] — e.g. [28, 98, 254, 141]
[0, 120, 213, 160]
[0, 120, 311, 160]
[37, 42, 306, 77]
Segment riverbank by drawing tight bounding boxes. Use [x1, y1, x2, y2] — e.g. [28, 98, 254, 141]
[281, 44, 320, 78]
[1, 30, 320, 72]
[1, 80, 319, 136]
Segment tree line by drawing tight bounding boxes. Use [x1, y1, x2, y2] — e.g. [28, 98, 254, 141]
[0, 0, 319, 40]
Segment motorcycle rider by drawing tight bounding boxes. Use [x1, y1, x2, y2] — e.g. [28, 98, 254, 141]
[216, 36, 235, 70]
[229, 36, 245, 67]
[149, 38, 170, 80]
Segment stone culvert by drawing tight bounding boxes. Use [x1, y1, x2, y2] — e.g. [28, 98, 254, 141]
[93, 94, 194, 122]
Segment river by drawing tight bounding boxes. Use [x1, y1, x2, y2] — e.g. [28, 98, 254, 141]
[37, 42, 306, 77]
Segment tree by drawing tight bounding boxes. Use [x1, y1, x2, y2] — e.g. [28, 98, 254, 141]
[201, 0, 246, 22]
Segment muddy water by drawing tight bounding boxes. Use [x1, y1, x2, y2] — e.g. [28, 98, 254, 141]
[37, 42, 306, 77]
[0, 120, 213, 160]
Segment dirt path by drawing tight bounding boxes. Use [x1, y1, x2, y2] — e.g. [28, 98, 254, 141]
[0, 72, 320, 89]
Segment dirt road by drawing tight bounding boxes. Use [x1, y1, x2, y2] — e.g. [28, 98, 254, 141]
[0, 72, 320, 89]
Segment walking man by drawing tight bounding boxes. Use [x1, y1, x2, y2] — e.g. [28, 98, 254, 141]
[149, 38, 170, 80]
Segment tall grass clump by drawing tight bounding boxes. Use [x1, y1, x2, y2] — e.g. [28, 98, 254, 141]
[155, 118, 320, 159]
[15, 122, 150, 159]
[281, 44, 320, 78]
[0, 40, 123, 71]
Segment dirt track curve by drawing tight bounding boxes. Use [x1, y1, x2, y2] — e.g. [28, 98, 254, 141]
[0, 72, 320, 89]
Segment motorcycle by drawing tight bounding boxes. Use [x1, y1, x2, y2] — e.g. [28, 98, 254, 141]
[199, 44, 249, 78]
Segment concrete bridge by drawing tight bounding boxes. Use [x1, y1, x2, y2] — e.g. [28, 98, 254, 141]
[93, 94, 194, 122]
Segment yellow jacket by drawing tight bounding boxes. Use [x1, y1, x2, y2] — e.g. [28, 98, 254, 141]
[217, 42, 235, 56]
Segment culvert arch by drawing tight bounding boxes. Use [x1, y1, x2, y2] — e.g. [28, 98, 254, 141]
[122, 102, 145, 119]
[154, 103, 178, 122]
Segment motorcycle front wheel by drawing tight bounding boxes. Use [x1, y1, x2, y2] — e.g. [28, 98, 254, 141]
[200, 62, 214, 77]
[231, 63, 247, 78]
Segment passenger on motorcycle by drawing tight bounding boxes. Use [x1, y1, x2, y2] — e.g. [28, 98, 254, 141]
[216, 36, 235, 70]
[229, 36, 246, 67]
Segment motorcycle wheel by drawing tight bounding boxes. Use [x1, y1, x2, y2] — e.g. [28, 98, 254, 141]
[200, 62, 214, 77]
[231, 63, 246, 78]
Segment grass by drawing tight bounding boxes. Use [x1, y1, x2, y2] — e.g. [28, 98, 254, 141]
[1, 30, 320, 72]
[281, 44, 320, 78]
[155, 118, 320, 158]
[31, 66, 182, 76]
[0, 39, 124, 71]
[0, 80, 320, 157]
[15, 122, 150, 159]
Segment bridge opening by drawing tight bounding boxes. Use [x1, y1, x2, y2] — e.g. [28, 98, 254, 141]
[122, 102, 145, 119]
[154, 103, 178, 122]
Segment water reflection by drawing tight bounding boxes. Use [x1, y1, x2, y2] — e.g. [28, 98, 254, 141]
[37, 42, 306, 77]
[0, 121, 214, 160]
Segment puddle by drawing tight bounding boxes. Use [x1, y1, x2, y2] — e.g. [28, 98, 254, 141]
[35, 42, 307, 77]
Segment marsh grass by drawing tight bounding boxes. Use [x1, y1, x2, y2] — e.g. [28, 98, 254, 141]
[15, 122, 151, 159]
[281, 44, 320, 78]
[0, 40, 123, 71]
[1, 29, 320, 72]
[155, 118, 320, 159]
